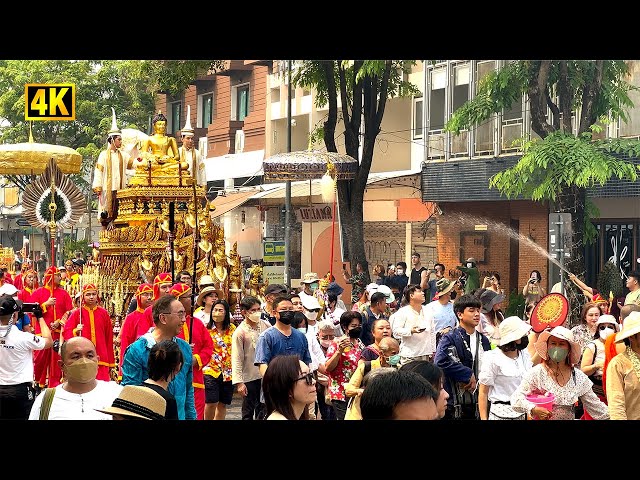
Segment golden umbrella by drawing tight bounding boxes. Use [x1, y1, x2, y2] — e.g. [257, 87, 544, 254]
[0, 129, 82, 175]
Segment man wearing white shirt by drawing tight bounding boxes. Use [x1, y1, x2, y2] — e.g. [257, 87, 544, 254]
[390, 285, 437, 366]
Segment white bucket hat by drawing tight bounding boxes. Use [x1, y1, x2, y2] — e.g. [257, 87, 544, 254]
[498, 316, 532, 346]
[534, 326, 582, 365]
[595, 314, 619, 331]
[376, 284, 395, 304]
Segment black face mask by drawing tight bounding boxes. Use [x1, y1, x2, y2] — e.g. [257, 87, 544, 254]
[278, 311, 295, 325]
[516, 336, 529, 350]
[348, 327, 362, 338]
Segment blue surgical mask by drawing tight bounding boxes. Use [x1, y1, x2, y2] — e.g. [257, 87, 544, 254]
[387, 354, 401, 366]
[310, 283, 318, 292]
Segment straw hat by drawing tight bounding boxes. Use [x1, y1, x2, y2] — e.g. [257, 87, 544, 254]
[534, 326, 582, 365]
[616, 311, 640, 343]
[301, 273, 320, 284]
[95, 385, 166, 420]
[498, 316, 532, 346]
[197, 285, 223, 307]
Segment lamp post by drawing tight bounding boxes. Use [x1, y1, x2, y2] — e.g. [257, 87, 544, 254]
[284, 59, 293, 288]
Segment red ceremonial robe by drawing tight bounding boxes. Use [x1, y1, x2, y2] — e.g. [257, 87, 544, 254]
[31, 285, 73, 387]
[63, 305, 115, 382]
[178, 315, 213, 420]
[118, 307, 147, 380]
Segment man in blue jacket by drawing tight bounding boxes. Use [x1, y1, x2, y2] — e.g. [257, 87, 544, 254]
[434, 293, 491, 420]
[121, 294, 196, 420]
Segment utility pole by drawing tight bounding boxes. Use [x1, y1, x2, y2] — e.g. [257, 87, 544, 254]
[284, 59, 292, 288]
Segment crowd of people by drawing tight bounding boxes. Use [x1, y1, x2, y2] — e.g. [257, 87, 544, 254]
[3, 249, 640, 421]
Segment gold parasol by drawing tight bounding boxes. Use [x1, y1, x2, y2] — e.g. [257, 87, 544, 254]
[0, 128, 82, 175]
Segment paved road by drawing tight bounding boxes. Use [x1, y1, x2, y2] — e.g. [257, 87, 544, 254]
[226, 391, 243, 420]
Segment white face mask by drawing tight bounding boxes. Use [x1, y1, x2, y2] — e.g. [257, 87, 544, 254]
[305, 311, 318, 321]
[396, 269, 404, 275]
[248, 312, 261, 322]
[599, 327, 615, 340]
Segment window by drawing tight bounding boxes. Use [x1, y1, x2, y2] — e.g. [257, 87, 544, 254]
[169, 101, 181, 134]
[475, 61, 496, 153]
[271, 87, 280, 103]
[429, 68, 446, 130]
[232, 84, 250, 121]
[413, 96, 423, 139]
[197, 92, 213, 128]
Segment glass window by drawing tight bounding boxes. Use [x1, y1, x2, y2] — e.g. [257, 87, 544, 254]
[429, 68, 446, 130]
[170, 102, 181, 134]
[237, 85, 249, 121]
[198, 92, 213, 128]
[413, 97, 423, 139]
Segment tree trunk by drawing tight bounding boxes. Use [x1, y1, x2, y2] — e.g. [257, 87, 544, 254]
[556, 185, 587, 327]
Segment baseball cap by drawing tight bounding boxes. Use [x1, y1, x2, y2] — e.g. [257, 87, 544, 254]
[0, 294, 22, 316]
[264, 284, 288, 296]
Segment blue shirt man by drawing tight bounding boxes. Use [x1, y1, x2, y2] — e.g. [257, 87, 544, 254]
[121, 294, 196, 420]
[254, 295, 312, 375]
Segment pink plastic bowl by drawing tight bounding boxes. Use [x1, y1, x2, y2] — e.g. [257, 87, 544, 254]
[525, 393, 555, 413]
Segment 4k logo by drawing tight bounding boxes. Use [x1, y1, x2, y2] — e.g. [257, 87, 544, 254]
[25, 83, 76, 120]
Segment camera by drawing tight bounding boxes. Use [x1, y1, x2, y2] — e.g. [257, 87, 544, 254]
[21, 303, 40, 313]
[52, 339, 60, 354]
[529, 278, 536, 284]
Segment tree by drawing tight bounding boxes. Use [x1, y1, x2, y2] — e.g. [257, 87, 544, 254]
[446, 60, 640, 317]
[294, 60, 418, 282]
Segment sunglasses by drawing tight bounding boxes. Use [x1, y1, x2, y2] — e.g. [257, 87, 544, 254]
[296, 372, 315, 386]
[598, 324, 615, 331]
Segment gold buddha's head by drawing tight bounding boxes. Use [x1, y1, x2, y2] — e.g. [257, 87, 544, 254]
[152, 111, 168, 134]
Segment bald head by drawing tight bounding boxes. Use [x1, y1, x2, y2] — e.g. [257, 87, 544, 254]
[60, 336, 97, 362]
[379, 336, 400, 355]
[621, 304, 640, 322]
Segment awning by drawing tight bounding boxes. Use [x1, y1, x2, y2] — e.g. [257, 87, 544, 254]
[204, 150, 265, 182]
[209, 189, 258, 218]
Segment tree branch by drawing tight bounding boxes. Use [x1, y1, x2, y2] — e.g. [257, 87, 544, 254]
[558, 61, 573, 133]
[578, 60, 604, 135]
[528, 60, 554, 138]
[321, 61, 338, 153]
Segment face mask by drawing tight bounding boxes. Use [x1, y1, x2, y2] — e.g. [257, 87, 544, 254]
[310, 283, 318, 292]
[348, 327, 362, 338]
[396, 269, 404, 275]
[320, 339, 332, 348]
[248, 312, 261, 322]
[64, 357, 98, 383]
[387, 354, 401, 366]
[466, 263, 473, 269]
[599, 327, 615, 340]
[278, 311, 295, 325]
[516, 336, 529, 350]
[297, 327, 307, 333]
[305, 311, 318, 321]
[548, 346, 569, 363]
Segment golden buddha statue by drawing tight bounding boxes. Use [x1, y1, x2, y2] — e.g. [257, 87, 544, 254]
[130, 111, 190, 186]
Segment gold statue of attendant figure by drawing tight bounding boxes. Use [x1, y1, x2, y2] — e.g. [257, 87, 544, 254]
[130, 111, 190, 186]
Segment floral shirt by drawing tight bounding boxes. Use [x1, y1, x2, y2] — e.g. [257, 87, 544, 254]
[204, 324, 236, 381]
[347, 272, 367, 304]
[326, 337, 365, 401]
[571, 324, 596, 354]
[510, 363, 609, 420]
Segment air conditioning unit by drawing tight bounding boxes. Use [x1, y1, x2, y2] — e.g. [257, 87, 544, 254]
[235, 130, 245, 153]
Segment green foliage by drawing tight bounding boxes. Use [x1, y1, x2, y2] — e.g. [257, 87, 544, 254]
[505, 289, 526, 318]
[63, 238, 90, 264]
[489, 131, 640, 201]
[583, 198, 600, 245]
[39, 191, 68, 223]
[597, 260, 624, 299]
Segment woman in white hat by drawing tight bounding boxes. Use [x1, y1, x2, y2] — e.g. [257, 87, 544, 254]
[605, 311, 640, 419]
[580, 314, 618, 408]
[510, 326, 609, 420]
[478, 316, 533, 420]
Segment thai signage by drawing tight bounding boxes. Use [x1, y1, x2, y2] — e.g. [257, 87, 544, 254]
[294, 204, 333, 222]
